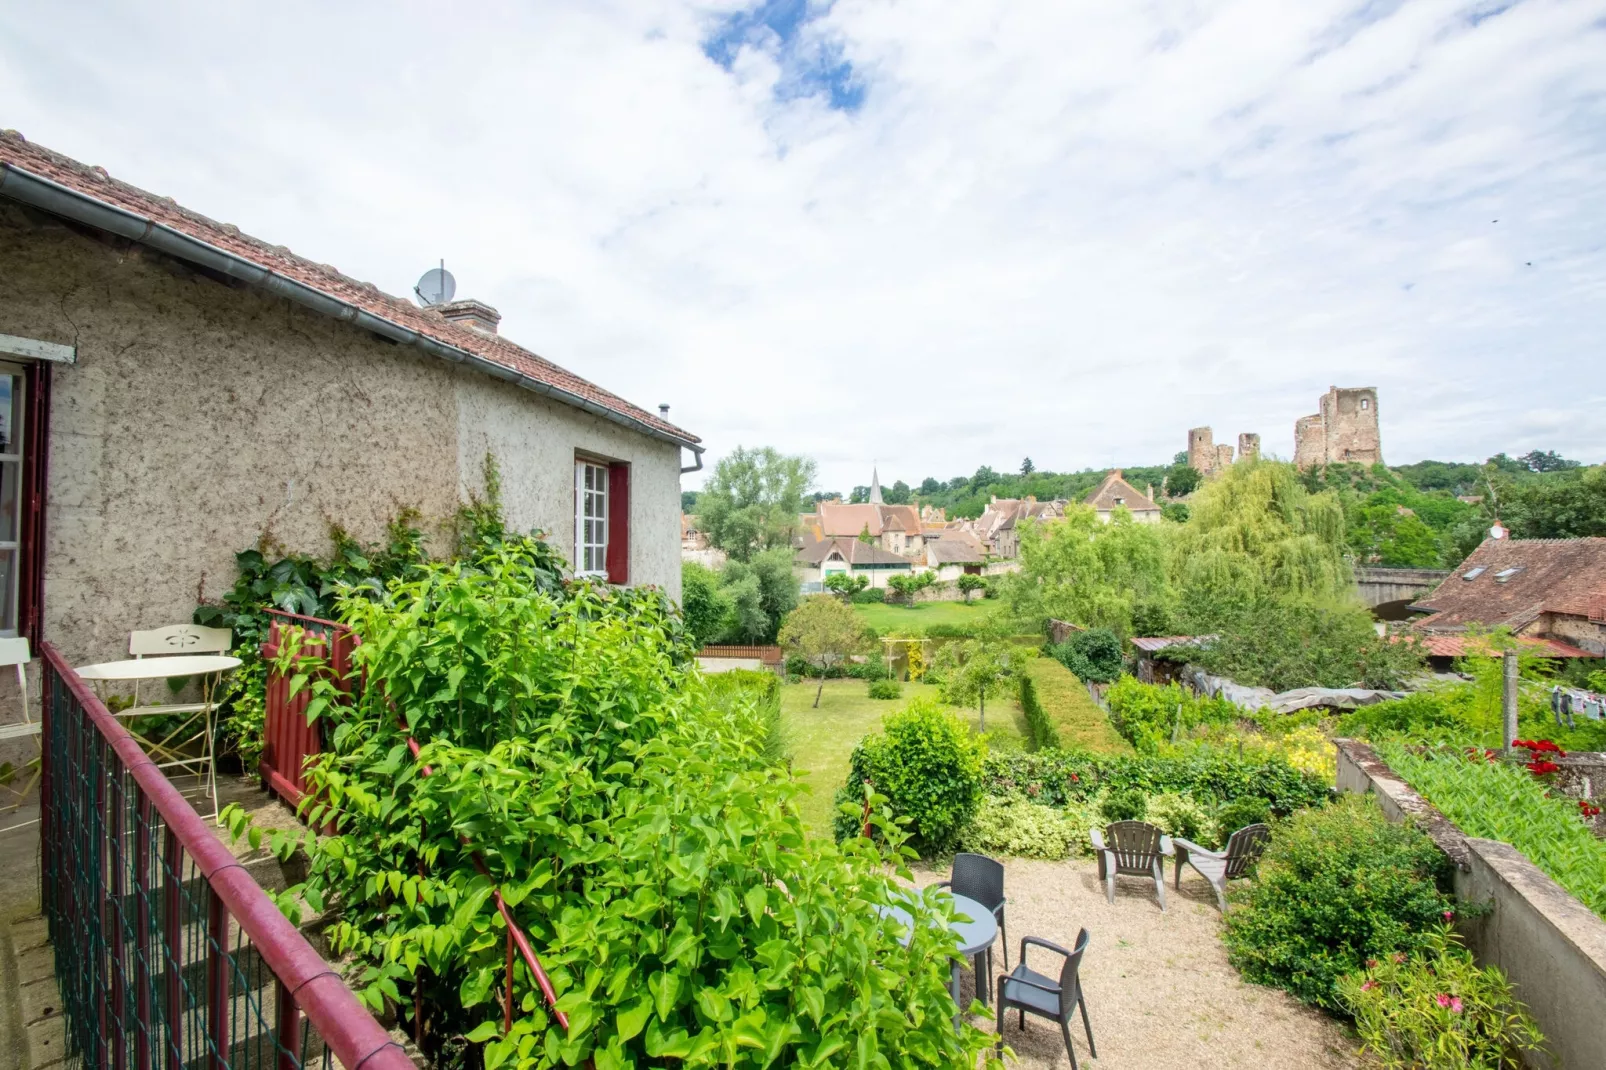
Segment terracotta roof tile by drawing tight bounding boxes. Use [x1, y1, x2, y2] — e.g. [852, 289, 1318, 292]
[1084, 470, 1160, 513]
[1412, 537, 1606, 631]
[1412, 634, 1599, 659]
[0, 131, 696, 445]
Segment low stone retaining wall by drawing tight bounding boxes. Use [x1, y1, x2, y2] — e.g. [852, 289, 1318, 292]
[1336, 739, 1606, 1069]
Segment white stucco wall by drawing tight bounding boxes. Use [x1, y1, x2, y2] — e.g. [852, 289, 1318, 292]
[0, 205, 684, 665]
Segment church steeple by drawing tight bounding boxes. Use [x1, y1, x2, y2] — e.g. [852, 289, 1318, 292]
[869, 466, 884, 505]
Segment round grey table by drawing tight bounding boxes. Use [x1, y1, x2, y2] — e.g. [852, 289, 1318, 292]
[877, 891, 1000, 1012]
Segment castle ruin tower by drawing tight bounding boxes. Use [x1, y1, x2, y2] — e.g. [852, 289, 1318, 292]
[1187, 428, 1217, 476]
[1215, 443, 1235, 471]
[1237, 433, 1260, 461]
[1294, 386, 1382, 467]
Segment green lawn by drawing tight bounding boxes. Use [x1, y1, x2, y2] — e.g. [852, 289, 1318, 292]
[782, 679, 1027, 835]
[850, 599, 999, 635]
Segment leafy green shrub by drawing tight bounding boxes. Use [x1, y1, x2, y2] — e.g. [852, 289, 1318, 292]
[1378, 743, 1606, 919]
[852, 586, 886, 604]
[1224, 795, 1452, 1009]
[1017, 658, 1127, 753]
[867, 678, 903, 700]
[1106, 677, 1239, 753]
[1338, 926, 1544, 1069]
[1100, 789, 1147, 822]
[959, 795, 1081, 860]
[981, 747, 1329, 816]
[703, 669, 786, 765]
[848, 651, 890, 680]
[1214, 795, 1272, 840]
[1147, 792, 1215, 845]
[223, 549, 999, 1068]
[1045, 628, 1124, 684]
[832, 698, 987, 854]
[1189, 600, 1426, 692]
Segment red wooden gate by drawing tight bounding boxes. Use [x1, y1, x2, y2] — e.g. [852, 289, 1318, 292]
[259, 609, 357, 806]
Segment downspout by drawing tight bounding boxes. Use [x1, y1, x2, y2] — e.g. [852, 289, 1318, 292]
[680, 447, 704, 475]
[0, 164, 701, 455]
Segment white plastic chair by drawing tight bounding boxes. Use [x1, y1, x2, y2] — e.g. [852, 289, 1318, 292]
[0, 638, 39, 811]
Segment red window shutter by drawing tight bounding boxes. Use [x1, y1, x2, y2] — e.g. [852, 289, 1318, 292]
[606, 462, 630, 585]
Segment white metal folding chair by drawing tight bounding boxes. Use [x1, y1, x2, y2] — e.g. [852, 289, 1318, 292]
[120, 624, 233, 815]
[0, 638, 39, 815]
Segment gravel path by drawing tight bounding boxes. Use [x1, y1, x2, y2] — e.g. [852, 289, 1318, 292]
[916, 859, 1360, 1069]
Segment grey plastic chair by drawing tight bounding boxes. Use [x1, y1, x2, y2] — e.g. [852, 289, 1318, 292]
[1090, 820, 1173, 911]
[1173, 822, 1271, 912]
[938, 852, 1009, 969]
[995, 929, 1095, 1069]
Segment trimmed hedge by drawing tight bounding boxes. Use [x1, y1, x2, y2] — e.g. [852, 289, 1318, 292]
[1017, 658, 1128, 753]
[982, 746, 1330, 816]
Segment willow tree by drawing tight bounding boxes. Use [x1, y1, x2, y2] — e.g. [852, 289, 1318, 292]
[1172, 460, 1352, 627]
[1001, 504, 1173, 637]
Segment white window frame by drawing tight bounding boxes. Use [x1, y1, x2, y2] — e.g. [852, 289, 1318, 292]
[574, 459, 609, 577]
[0, 362, 24, 636]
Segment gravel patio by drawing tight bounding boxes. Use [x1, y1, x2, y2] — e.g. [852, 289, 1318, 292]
[917, 858, 1361, 1069]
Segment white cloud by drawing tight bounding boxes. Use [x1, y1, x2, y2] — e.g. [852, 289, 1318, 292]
[2, 0, 1603, 493]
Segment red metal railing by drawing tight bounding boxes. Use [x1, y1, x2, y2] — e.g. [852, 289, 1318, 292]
[259, 611, 357, 807]
[38, 640, 413, 1070]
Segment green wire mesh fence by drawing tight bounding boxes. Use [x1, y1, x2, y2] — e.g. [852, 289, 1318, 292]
[39, 641, 414, 1070]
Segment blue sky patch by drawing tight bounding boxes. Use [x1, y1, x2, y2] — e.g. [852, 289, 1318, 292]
[703, 0, 865, 112]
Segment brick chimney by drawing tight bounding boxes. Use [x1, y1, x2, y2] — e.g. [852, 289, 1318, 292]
[434, 298, 502, 335]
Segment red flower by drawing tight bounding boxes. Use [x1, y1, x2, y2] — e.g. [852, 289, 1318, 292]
[1360, 979, 1378, 992]
[1526, 759, 1562, 776]
[1580, 800, 1602, 819]
[1365, 959, 1379, 969]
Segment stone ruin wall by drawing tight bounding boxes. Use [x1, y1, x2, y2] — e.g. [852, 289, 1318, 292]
[1295, 386, 1382, 467]
[1237, 432, 1260, 460]
[1187, 427, 1217, 476]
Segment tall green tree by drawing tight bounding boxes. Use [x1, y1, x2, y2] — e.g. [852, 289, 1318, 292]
[1496, 465, 1606, 538]
[1172, 460, 1351, 628]
[721, 546, 799, 642]
[679, 562, 732, 646]
[696, 446, 816, 560]
[1002, 504, 1172, 637]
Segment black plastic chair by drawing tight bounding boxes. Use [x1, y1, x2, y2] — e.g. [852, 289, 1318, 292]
[995, 930, 1096, 1069]
[938, 851, 1008, 969]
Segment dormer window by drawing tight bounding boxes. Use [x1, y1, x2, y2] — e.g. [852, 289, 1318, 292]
[1114, 496, 1124, 506]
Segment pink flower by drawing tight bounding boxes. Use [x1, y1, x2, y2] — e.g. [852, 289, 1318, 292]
[1450, 997, 1463, 1014]
[1435, 994, 1451, 1009]
[1442, 910, 1455, 923]
[1360, 980, 1378, 992]
[1392, 952, 1407, 965]
[1365, 959, 1379, 969]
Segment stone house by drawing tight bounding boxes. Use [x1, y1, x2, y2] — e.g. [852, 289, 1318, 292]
[967, 496, 1066, 559]
[800, 499, 926, 558]
[0, 131, 701, 666]
[1410, 537, 1606, 656]
[1082, 470, 1161, 523]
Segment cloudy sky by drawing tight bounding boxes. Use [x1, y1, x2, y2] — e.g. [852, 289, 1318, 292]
[4, 0, 1603, 492]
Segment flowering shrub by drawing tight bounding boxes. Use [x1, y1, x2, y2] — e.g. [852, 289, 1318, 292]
[1377, 743, 1606, 919]
[1223, 795, 1452, 1009]
[1145, 792, 1216, 845]
[1338, 926, 1544, 1068]
[1105, 678, 1239, 753]
[1513, 738, 1565, 778]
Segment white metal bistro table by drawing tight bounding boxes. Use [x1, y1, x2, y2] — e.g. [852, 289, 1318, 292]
[877, 891, 1000, 1014]
[75, 655, 242, 820]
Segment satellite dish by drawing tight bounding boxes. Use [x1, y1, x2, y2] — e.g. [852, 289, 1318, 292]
[414, 263, 456, 306]
[1490, 523, 1508, 540]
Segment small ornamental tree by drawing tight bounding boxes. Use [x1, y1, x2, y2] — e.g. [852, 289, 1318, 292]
[957, 573, 987, 602]
[935, 639, 1020, 730]
[779, 596, 869, 708]
[823, 571, 868, 600]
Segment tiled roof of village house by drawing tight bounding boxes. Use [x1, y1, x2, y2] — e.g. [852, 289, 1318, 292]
[796, 537, 912, 567]
[0, 130, 697, 445]
[1084, 470, 1160, 513]
[1411, 537, 1606, 632]
[1413, 634, 1599, 659]
[925, 531, 986, 565]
